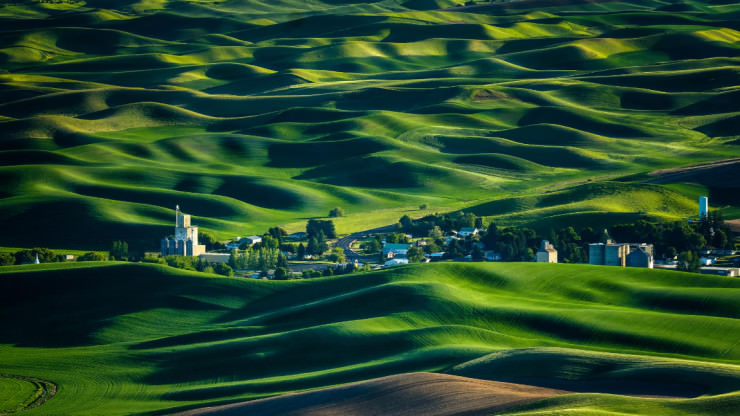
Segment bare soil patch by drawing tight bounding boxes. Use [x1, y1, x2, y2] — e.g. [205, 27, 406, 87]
[725, 219, 740, 233]
[173, 372, 568, 416]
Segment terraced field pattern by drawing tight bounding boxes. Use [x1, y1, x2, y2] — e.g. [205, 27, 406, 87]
[1, 262, 739, 415]
[1, 0, 739, 249]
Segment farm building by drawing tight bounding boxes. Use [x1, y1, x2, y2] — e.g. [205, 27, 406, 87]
[589, 241, 629, 267]
[383, 243, 411, 258]
[243, 236, 262, 245]
[626, 246, 654, 269]
[385, 258, 409, 267]
[161, 206, 206, 257]
[458, 227, 479, 237]
[700, 267, 740, 277]
[536, 240, 558, 263]
[590, 241, 654, 268]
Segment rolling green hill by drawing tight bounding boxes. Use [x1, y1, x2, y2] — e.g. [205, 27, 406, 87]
[0, 262, 739, 415]
[1, 0, 739, 249]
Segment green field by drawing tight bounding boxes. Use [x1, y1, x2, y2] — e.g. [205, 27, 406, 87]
[0, 261, 739, 415]
[0, 376, 37, 413]
[1, 0, 739, 251]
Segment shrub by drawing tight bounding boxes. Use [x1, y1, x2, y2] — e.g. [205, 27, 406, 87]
[326, 247, 346, 263]
[212, 262, 233, 277]
[678, 251, 701, 273]
[407, 246, 425, 263]
[142, 256, 165, 264]
[329, 207, 344, 217]
[274, 267, 289, 280]
[77, 252, 106, 262]
[0, 252, 14, 266]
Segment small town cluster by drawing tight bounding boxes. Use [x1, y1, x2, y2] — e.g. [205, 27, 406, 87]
[5, 197, 736, 278]
[146, 195, 738, 279]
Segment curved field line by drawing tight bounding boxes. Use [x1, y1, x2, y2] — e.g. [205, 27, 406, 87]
[0, 374, 57, 415]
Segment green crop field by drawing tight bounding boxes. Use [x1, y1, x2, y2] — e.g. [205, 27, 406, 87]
[1, 0, 739, 251]
[2, 1, 739, 414]
[0, 262, 739, 415]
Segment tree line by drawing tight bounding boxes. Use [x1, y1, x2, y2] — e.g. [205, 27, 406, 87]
[0, 247, 106, 266]
[398, 211, 737, 266]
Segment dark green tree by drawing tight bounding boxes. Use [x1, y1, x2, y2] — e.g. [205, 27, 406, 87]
[677, 251, 701, 273]
[274, 267, 289, 280]
[472, 245, 484, 261]
[399, 215, 413, 232]
[445, 239, 464, 259]
[307, 219, 337, 239]
[261, 235, 280, 250]
[328, 207, 344, 217]
[474, 217, 484, 229]
[198, 231, 220, 250]
[665, 246, 678, 259]
[318, 239, 329, 255]
[0, 253, 14, 266]
[307, 237, 319, 256]
[212, 262, 233, 277]
[277, 252, 289, 269]
[268, 227, 288, 242]
[407, 246, 425, 263]
[110, 240, 128, 261]
[361, 239, 381, 254]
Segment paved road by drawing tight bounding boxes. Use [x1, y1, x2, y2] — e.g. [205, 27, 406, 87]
[335, 224, 397, 263]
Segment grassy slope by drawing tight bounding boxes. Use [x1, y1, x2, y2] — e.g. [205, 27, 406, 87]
[0, 261, 738, 415]
[0, 376, 38, 413]
[1, 0, 739, 250]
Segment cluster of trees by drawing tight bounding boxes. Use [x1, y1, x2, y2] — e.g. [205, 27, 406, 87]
[397, 211, 736, 266]
[199, 231, 224, 251]
[328, 207, 344, 217]
[110, 241, 128, 261]
[78, 252, 107, 261]
[360, 238, 382, 254]
[144, 255, 233, 276]
[399, 212, 483, 237]
[296, 219, 336, 258]
[227, 219, 338, 261]
[296, 235, 329, 258]
[677, 251, 701, 273]
[0, 248, 107, 266]
[481, 224, 538, 261]
[300, 263, 370, 279]
[611, 213, 733, 256]
[307, 219, 336, 239]
[399, 212, 538, 261]
[229, 247, 288, 272]
[361, 233, 413, 255]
